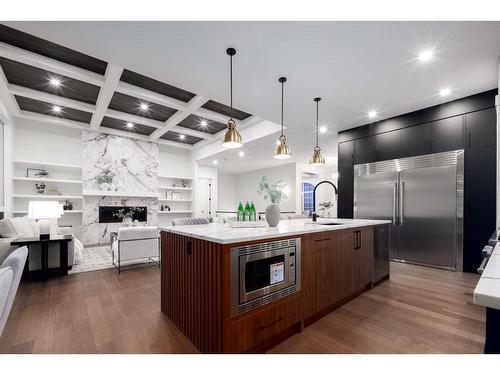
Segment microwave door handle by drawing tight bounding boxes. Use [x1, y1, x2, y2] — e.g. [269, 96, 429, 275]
[399, 181, 405, 225]
[393, 182, 398, 225]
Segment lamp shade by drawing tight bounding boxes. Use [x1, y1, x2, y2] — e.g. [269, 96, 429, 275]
[28, 201, 64, 220]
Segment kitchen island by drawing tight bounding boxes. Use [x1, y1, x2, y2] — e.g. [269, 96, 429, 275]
[160, 218, 391, 353]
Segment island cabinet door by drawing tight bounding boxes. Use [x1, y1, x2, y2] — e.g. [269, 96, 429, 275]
[341, 227, 374, 298]
[302, 231, 344, 320]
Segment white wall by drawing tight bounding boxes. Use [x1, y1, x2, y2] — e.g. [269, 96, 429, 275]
[217, 172, 236, 211]
[195, 164, 218, 218]
[158, 144, 192, 177]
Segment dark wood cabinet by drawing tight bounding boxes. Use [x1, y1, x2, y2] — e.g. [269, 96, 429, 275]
[302, 228, 374, 324]
[228, 294, 301, 353]
[465, 107, 496, 148]
[338, 166, 354, 219]
[399, 123, 430, 157]
[429, 116, 464, 153]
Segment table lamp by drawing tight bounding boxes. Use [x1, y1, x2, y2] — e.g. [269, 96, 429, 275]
[28, 201, 64, 240]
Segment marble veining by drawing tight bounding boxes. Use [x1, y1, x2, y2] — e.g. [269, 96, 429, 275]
[81, 131, 160, 245]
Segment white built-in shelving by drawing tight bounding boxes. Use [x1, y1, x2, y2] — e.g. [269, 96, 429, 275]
[11, 160, 83, 221]
[158, 175, 194, 221]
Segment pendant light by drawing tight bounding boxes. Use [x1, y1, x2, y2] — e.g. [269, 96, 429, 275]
[222, 47, 243, 148]
[274, 77, 291, 159]
[310, 97, 326, 166]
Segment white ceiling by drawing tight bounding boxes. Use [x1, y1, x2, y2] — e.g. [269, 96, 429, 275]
[4, 21, 500, 173]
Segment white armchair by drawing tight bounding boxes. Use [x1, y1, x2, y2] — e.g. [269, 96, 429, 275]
[111, 226, 159, 273]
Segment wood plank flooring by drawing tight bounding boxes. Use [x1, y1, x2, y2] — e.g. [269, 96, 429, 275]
[0, 262, 485, 354]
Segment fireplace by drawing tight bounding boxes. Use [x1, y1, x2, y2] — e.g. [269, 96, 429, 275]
[98, 206, 147, 223]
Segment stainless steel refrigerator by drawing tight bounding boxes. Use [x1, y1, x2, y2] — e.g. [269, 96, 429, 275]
[354, 150, 464, 271]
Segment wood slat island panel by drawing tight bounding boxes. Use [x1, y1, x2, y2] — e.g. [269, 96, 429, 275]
[161, 232, 223, 353]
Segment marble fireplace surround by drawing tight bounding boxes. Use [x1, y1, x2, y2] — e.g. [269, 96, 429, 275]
[81, 131, 159, 245]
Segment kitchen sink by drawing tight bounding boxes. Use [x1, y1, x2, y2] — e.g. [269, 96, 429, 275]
[316, 222, 344, 226]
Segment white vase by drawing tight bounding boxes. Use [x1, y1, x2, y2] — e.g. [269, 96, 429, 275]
[265, 204, 281, 227]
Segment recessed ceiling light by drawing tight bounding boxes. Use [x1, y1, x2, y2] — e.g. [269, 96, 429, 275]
[319, 126, 327, 134]
[368, 111, 377, 118]
[126, 122, 134, 128]
[212, 159, 218, 165]
[239, 151, 245, 157]
[140, 103, 149, 111]
[179, 134, 186, 140]
[52, 105, 62, 113]
[49, 78, 61, 86]
[439, 88, 451, 97]
[418, 49, 434, 63]
[200, 120, 208, 127]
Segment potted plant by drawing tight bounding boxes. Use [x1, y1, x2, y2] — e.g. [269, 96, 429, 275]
[95, 169, 114, 190]
[257, 176, 287, 227]
[318, 201, 334, 217]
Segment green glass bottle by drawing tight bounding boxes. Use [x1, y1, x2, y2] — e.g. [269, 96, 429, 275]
[250, 201, 256, 221]
[237, 201, 244, 221]
[244, 201, 251, 221]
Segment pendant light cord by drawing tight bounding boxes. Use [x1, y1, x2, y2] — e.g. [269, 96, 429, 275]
[230, 54, 233, 121]
[281, 80, 284, 136]
[316, 100, 319, 148]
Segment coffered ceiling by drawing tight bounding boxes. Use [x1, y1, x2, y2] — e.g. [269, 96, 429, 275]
[0, 23, 266, 150]
[1, 21, 500, 173]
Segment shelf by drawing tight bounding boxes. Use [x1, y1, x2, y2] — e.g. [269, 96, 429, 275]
[158, 211, 193, 214]
[83, 190, 160, 198]
[12, 194, 83, 200]
[13, 176, 82, 184]
[158, 175, 193, 180]
[13, 159, 82, 170]
[158, 186, 192, 191]
[158, 199, 193, 202]
[13, 210, 83, 214]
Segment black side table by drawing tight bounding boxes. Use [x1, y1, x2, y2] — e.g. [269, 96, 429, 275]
[11, 235, 73, 281]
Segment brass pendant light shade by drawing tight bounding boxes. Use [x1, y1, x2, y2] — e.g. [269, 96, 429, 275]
[222, 47, 243, 149]
[222, 119, 243, 149]
[274, 76, 291, 159]
[274, 135, 291, 159]
[310, 97, 326, 166]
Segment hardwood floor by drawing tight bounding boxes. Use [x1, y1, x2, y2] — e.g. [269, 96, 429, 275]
[0, 262, 485, 354]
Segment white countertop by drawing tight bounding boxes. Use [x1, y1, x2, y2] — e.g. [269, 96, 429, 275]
[474, 242, 500, 310]
[160, 218, 391, 244]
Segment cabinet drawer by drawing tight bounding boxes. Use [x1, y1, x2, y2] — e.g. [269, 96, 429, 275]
[228, 294, 301, 353]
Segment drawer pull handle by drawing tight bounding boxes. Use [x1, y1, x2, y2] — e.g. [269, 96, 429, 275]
[260, 316, 283, 330]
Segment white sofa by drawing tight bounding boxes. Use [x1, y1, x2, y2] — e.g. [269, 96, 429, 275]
[111, 226, 159, 273]
[0, 216, 83, 271]
[0, 246, 28, 336]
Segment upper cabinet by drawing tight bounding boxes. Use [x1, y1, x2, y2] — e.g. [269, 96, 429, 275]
[338, 141, 354, 168]
[429, 116, 464, 153]
[465, 107, 496, 148]
[353, 136, 376, 164]
[399, 123, 430, 158]
[373, 131, 401, 161]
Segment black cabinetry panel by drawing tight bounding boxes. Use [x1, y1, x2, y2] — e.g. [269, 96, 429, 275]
[374, 131, 401, 161]
[354, 137, 376, 164]
[429, 116, 464, 153]
[466, 107, 496, 148]
[338, 141, 354, 167]
[399, 123, 430, 158]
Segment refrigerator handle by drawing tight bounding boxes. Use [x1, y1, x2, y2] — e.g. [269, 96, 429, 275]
[399, 181, 405, 225]
[393, 182, 398, 225]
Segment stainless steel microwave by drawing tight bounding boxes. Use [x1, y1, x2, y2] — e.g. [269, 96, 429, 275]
[230, 238, 301, 316]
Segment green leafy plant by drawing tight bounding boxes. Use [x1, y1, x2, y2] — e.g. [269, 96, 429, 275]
[257, 176, 287, 204]
[319, 201, 334, 217]
[95, 169, 114, 185]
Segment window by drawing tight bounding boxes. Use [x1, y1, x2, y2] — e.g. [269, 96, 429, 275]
[302, 182, 314, 215]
